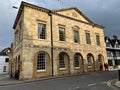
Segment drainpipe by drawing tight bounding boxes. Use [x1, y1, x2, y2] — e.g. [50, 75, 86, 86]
[48, 10, 54, 76]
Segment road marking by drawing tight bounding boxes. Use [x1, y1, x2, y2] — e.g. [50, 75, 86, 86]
[88, 81, 107, 87]
[88, 83, 96, 86]
[69, 87, 80, 90]
[101, 82, 107, 84]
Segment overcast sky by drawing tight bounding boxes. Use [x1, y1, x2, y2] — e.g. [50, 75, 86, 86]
[0, 0, 120, 51]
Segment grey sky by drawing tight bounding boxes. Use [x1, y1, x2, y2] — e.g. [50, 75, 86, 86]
[0, 0, 120, 51]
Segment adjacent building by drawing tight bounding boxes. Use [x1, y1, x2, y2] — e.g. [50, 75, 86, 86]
[105, 35, 120, 69]
[10, 1, 107, 79]
[0, 48, 10, 74]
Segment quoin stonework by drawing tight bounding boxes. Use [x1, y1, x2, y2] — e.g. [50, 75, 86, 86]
[10, 1, 107, 80]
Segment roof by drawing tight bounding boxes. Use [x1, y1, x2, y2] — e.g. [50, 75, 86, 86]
[0, 47, 11, 56]
[52, 7, 94, 24]
[13, 1, 104, 29]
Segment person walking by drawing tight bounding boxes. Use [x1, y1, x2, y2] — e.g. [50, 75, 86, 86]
[104, 63, 106, 71]
[106, 63, 109, 71]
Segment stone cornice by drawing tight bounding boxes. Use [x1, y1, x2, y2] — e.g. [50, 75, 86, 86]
[13, 1, 105, 30]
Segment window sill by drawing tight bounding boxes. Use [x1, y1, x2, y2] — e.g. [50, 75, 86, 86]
[59, 68, 66, 70]
[38, 39, 46, 41]
[88, 66, 92, 68]
[75, 67, 80, 69]
[37, 69, 46, 72]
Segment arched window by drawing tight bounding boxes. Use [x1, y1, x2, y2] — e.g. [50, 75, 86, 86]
[37, 53, 46, 71]
[98, 55, 103, 64]
[87, 54, 93, 67]
[74, 53, 80, 68]
[59, 52, 66, 69]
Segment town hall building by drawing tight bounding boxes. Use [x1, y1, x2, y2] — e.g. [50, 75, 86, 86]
[10, 1, 107, 79]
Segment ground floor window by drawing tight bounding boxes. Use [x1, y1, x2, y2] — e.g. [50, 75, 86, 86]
[98, 55, 102, 64]
[37, 53, 46, 71]
[74, 53, 80, 68]
[108, 60, 113, 66]
[59, 53, 66, 69]
[3, 66, 7, 72]
[87, 54, 93, 67]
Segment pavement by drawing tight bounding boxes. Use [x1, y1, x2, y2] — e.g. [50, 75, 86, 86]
[0, 73, 120, 89]
[107, 79, 120, 89]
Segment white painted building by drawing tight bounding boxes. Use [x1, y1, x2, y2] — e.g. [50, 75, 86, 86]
[0, 56, 9, 74]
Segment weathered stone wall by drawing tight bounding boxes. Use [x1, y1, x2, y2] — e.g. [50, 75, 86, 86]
[12, 4, 107, 79]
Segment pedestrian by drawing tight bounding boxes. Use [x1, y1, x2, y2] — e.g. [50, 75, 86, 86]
[100, 63, 103, 71]
[104, 63, 106, 71]
[106, 63, 109, 71]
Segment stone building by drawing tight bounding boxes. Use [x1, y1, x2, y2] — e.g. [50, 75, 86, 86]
[10, 1, 107, 79]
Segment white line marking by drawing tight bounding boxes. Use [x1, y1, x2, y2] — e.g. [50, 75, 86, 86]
[101, 82, 107, 84]
[69, 87, 80, 90]
[88, 83, 96, 86]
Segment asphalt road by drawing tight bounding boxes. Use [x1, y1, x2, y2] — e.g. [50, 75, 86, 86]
[0, 71, 119, 90]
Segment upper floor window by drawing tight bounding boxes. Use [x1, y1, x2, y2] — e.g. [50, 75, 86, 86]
[115, 42, 120, 48]
[86, 33, 91, 44]
[59, 27, 65, 41]
[96, 35, 100, 46]
[38, 24, 46, 39]
[74, 31, 79, 43]
[106, 40, 111, 47]
[107, 51, 112, 57]
[106, 42, 111, 47]
[5, 58, 9, 63]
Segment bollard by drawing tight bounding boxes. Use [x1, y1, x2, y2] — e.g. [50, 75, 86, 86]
[118, 69, 120, 81]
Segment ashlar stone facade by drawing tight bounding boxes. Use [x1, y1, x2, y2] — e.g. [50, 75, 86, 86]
[10, 1, 107, 80]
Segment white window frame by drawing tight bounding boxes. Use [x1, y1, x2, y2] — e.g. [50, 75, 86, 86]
[59, 53, 66, 70]
[87, 55, 92, 68]
[74, 54, 80, 68]
[38, 23, 46, 40]
[74, 30, 79, 43]
[37, 53, 46, 72]
[86, 33, 91, 44]
[59, 27, 65, 41]
[96, 35, 100, 46]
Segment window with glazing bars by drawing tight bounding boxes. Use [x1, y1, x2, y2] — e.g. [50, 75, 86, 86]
[74, 54, 80, 67]
[37, 53, 46, 70]
[59, 53, 66, 69]
[86, 33, 91, 44]
[59, 27, 65, 41]
[38, 24, 46, 39]
[96, 35, 100, 46]
[87, 55, 92, 66]
[74, 31, 79, 43]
